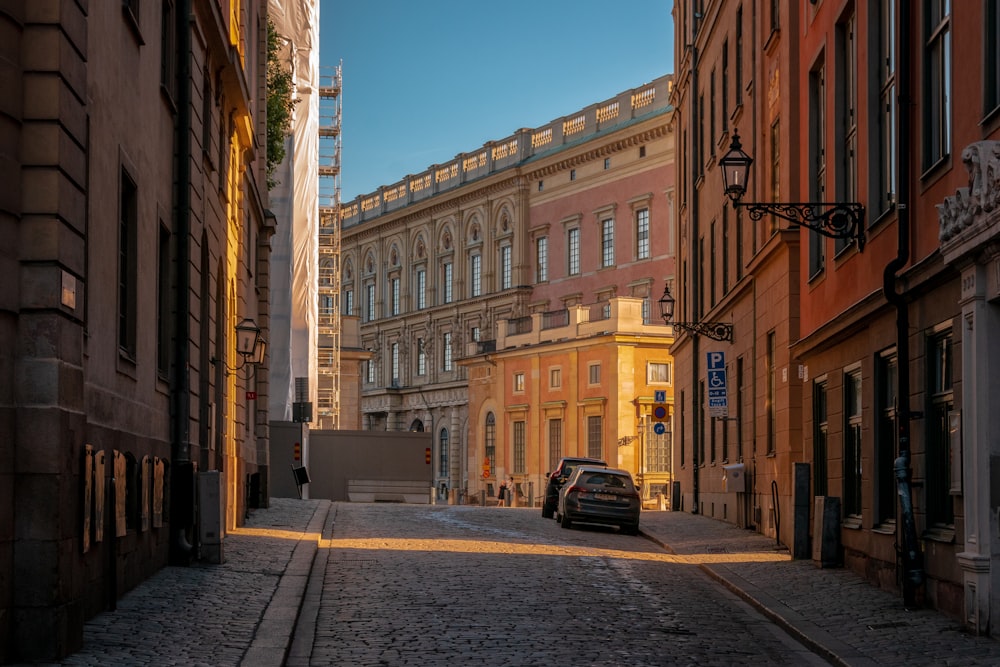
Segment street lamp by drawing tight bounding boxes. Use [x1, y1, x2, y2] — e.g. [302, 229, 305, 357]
[213, 317, 266, 378]
[658, 283, 733, 342]
[721, 130, 866, 251]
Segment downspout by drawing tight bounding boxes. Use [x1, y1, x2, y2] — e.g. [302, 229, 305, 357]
[882, 0, 924, 607]
[170, 0, 195, 563]
[689, 2, 701, 514]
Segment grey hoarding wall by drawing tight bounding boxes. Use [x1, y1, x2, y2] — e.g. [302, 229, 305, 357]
[269, 423, 433, 502]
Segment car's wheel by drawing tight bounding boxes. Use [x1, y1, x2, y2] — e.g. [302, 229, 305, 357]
[541, 505, 553, 519]
[622, 522, 640, 536]
[560, 513, 573, 529]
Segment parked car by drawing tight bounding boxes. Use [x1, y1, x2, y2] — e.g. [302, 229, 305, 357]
[556, 465, 641, 535]
[541, 456, 607, 518]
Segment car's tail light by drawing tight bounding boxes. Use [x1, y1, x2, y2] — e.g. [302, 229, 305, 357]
[566, 485, 585, 495]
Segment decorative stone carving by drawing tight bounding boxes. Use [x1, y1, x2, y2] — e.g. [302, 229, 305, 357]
[938, 141, 1000, 243]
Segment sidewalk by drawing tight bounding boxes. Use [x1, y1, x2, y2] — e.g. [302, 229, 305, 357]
[27, 497, 331, 667]
[638, 510, 1000, 666]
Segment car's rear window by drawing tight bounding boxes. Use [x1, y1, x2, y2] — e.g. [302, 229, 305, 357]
[581, 472, 629, 488]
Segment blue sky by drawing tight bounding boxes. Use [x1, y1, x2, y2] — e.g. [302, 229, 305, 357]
[320, 0, 674, 202]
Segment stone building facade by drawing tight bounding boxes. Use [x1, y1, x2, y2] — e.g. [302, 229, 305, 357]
[340, 76, 676, 503]
[0, 0, 273, 660]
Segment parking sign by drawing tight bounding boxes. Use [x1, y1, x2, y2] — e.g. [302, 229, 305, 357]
[706, 352, 728, 418]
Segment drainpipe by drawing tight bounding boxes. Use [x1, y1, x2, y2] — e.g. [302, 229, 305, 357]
[882, 0, 923, 607]
[170, 0, 195, 564]
[688, 5, 701, 515]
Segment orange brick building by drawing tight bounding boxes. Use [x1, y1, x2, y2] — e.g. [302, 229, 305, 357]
[671, 0, 1000, 635]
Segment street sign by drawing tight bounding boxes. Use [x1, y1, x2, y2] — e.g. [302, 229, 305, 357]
[653, 422, 666, 435]
[653, 405, 667, 421]
[654, 390, 666, 403]
[707, 351, 728, 418]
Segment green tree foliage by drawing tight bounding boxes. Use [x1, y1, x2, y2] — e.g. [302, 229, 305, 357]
[266, 18, 297, 189]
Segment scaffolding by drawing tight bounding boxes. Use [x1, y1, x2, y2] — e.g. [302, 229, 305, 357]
[316, 63, 342, 429]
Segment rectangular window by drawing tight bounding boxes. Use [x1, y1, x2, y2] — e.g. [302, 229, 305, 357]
[736, 356, 745, 460]
[836, 13, 858, 255]
[548, 419, 562, 471]
[813, 379, 828, 496]
[550, 367, 561, 388]
[601, 218, 615, 268]
[646, 422, 670, 472]
[160, 1, 176, 99]
[736, 6, 744, 105]
[923, 0, 952, 170]
[769, 119, 780, 236]
[809, 61, 826, 276]
[485, 414, 496, 467]
[343, 289, 354, 316]
[366, 359, 375, 384]
[874, 0, 897, 218]
[443, 332, 452, 372]
[470, 255, 481, 297]
[604, 157, 611, 170]
[391, 277, 400, 315]
[513, 420, 526, 473]
[366, 283, 376, 322]
[679, 390, 686, 466]
[636, 208, 649, 260]
[710, 220, 717, 307]
[647, 362, 670, 384]
[844, 368, 863, 518]
[119, 167, 138, 358]
[443, 262, 453, 304]
[988, 2, 1000, 117]
[438, 430, 449, 476]
[500, 246, 512, 290]
[471, 326, 480, 342]
[876, 351, 897, 525]
[588, 363, 600, 385]
[722, 206, 730, 294]
[513, 372, 524, 392]
[587, 415, 603, 459]
[416, 268, 426, 309]
[391, 343, 399, 384]
[766, 332, 776, 454]
[570, 169, 576, 180]
[710, 68, 717, 154]
[927, 331, 954, 527]
[568, 227, 580, 275]
[721, 39, 729, 131]
[156, 223, 170, 376]
[417, 339, 426, 376]
[536, 237, 548, 282]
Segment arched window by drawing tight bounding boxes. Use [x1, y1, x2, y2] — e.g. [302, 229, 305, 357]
[485, 412, 496, 470]
[409, 419, 424, 432]
[439, 428, 449, 476]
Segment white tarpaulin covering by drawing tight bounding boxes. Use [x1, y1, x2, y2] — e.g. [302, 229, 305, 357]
[268, 0, 319, 421]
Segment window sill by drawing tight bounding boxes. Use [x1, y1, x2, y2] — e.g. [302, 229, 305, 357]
[923, 527, 956, 544]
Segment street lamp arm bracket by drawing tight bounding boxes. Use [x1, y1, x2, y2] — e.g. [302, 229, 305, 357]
[671, 321, 734, 342]
[738, 201, 865, 251]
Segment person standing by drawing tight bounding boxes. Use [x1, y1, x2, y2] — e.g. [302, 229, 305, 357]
[496, 479, 507, 507]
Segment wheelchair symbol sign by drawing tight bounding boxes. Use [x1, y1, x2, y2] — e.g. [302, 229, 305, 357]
[708, 369, 726, 389]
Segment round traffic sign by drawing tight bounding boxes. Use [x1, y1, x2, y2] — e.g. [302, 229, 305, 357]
[653, 405, 667, 420]
[654, 422, 666, 435]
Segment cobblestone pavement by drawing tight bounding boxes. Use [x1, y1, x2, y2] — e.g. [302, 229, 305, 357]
[18, 500, 1000, 666]
[17, 497, 329, 667]
[298, 503, 828, 666]
[637, 510, 1000, 666]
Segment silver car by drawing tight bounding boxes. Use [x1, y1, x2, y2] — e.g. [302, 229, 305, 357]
[556, 465, 641, 535]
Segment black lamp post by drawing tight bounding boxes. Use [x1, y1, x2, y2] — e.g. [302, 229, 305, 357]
[658, 283, 733, 342]
[721, 130, 866, 251]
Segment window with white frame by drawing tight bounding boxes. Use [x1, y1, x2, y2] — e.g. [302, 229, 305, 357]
[390, 277, 400, 315]
[366, 283, 376, 322]
[514, 372, 524, 392]
[366, 358, 375, 384]
[416, 268, 426, 309]
[342, 288, 353, 316]
[471, 326, 480, 342]
[391, 343, 400, 384]
[442, 332, 452, 371]
[568, 227, 580, 275]
[438, 428, 449, 476]
[587, 415, 603, 459]
[442, 261, 453, 304]
[835, 12, 858, 255]
[536, 236, 548, 282]
[470, 254, 482, 297]
[417, 338, 426, 376]
[601, 218, 615, 267]
[647, 362, 671, 384]
[500, 245, 512, 290]
[513, 420, 526, 473]
[927, 330, 954, 527]
[548, 419, 563, 470]
[923, 0, 951, 170]
[636, 208, 649, 259]
[549, 367, 561, 388]
[844, 367, 863, 518]
[873, 0, 897, 219]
